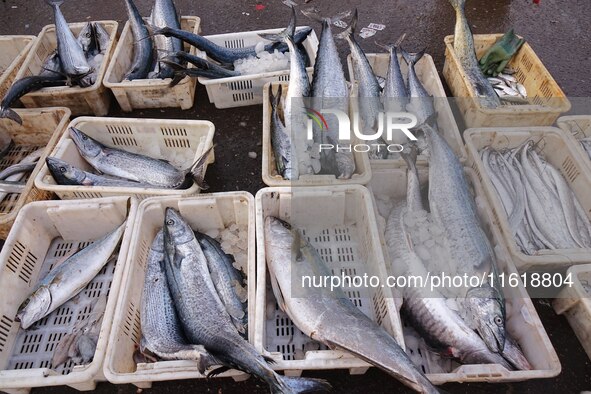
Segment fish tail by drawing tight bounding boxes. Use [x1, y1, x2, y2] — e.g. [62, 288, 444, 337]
[269, 84, 282, 111]
[375, 33, 406, 52]
[400, 47, 426, 65]
[188, 145, 215, 190]
[401, 143, 418, 171]
[0, 107, 23, 125]
[273, 375, 332, 394]
[259, 6, 296, 43]
[447, 0, 466, 12]
[300, 8, 351, 24]
[335, 8, 358, 40]
[45, 0, 64, 7]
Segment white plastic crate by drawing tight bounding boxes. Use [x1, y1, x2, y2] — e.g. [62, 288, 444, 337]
[14, 21, 118, 116]
[347, 53, 466, 168]
[103, 16, 201, 112]
[368, 168, 561, 383]
[553, 264, 591, 361]
[261, 81, 372, 187]
[464, 127, 591, 272]
[196, 27, 318, 108]
[0, 35, 35, 100]
[34, 116, 215, 201]
[0, 107, 70, 239]
[254, 185, 405, 376]
[103, 192, 255, 388]
[0, 196, 137, 393]
[557, 115, 591, 174]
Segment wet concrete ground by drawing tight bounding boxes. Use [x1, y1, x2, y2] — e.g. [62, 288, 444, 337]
[1, 0, 590, 392]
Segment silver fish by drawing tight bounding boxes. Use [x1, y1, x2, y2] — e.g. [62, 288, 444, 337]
[0, 162, 37, 180]
[264, 216, 440, 394]
[150, 0, 182, 79]
[269, 84, 296, 180]
[448, 0, 500, 108]
[303, 8, 355, 179]
[39, 51, 64, 78]
[0, 148, 44, 202]
[68, 127, 211, 189]
[424, 124, 506, 353]
[140, 230, 218, 366]
[15, 222, 125, 329]
[196, 231, 248, 336]
[124, 0, 154, 80]
[401, 48, 436, 129]
[45, 0, 92, 83]
[163, 208, 330, 393]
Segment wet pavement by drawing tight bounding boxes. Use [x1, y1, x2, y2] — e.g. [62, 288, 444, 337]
[0, 0, 590, 392]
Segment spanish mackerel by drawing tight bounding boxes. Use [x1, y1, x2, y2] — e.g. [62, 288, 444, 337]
[15, 222, 126, 329]
[124, 0, 154, 80]
[424, 124, 506, 353]
[448, 0, 500, 108]
[303, 9, 355, 179]
[269, 84, 296, 180]
[68, 127, 211, 189]
[150, 0, 182, 79]
[46, 0, 92, 83]
[140, 230, 218, 366]
[150, 26, 313, 65]
[264, 216, 440, 394]
[163, 208, 330, 393]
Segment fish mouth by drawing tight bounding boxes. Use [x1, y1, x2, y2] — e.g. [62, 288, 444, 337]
[480, 324, 506, 354]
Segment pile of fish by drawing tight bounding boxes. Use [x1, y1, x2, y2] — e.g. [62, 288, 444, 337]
[46, 127, 211, 190]
[264, 216, 441, 393]
[0, 148, 43, 198]
[0, 0, 110, 125]
[138, 208, 331, 393]
[488, 68, 528, 103]
[372, 127, 531, 380]
[123, 0, 311, 82]
[14, 223, 125, 367]
[480, 142, 591, 254]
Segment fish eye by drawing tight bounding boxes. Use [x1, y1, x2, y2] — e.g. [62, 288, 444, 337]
[494, 316, 503, 326]
[59, 166, 67, 173]
[82, 135, 88, 140]
[166, 219, 175, 225]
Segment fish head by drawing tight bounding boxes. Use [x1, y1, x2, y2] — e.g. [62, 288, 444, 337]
[264, 216, 297, 253]
[46, 157, 86, 185]
[77, 22, 96, 53]
[466, 286, 506, 353]
[15, 286, 52, 329]
[69, 127, 101, 158]
[163, 208, 194, 246]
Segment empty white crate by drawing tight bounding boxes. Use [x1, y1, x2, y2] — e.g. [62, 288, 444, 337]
[197, 27, 318, 109]
[368, 168, 561, 383]
[347, 53, 466, 169]
[34, 116, 215, 201]
[104, 192, 255, 388]
[254, 185, 404, 376]
[0, 196, 137, 393]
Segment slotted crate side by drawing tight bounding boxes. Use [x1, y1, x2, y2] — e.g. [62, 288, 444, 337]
[254, 186, 404, 375]
[261, 82, 372, 187]
[196, 27, 318, 109]
[443, 34, 570, 128]
[0, 35, 36, 100]
[14, 21, 118, 116]
[34, 116, 215, 200]
[103, 17, 201, 112]
[346, 53, 466, 168]
[104, 192, 255, 387]
[0, 197, 136, 391]
[553, 264, 591, 361]
[557, 115, 591, 175]
[368, 168, 560, 383]
[464, 127, 591, 271]
[0, 108, 71, 239]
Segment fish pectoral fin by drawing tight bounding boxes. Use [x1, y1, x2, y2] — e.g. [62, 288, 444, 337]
[206, 365, 231, 378]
